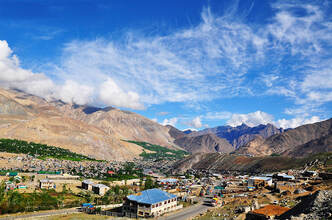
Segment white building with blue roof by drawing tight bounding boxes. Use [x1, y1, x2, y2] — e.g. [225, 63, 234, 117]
[122, 188, 181, 217]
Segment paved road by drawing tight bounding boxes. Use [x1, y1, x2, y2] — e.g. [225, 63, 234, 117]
[158, 203, 211, 220]
[0, 208, 80, 220]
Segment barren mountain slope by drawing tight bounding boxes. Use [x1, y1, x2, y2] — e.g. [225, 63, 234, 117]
[282, 133, 332, 157]
[0, 88, 179, 160]
[237, 118, 332, 156]
[174, 133, 234, 153]
[170, 152, 305, 174]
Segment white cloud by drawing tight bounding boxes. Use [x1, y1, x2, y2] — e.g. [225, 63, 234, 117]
[182, 128, 198, 132]
[276, 116, 321, 129]
[99, 78, 144, 110]
[161, 117, 178, 127]
[207, 110, 322, 129]
[226, 111, 274, 127]
[0, 40, 55, 99]
[0, 40, 94, 105]
[151, 118, 158, 123]
[185, 116, 203, 129]
[57, 80, 94, 105]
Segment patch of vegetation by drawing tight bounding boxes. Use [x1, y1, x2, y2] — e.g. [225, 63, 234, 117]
[103, 162, 144, 181]
[0, 139, 98, 161]
[124, 140, 188, 160]
[0, 182, 86, 214]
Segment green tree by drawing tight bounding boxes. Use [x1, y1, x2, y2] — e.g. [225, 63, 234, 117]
[144, 177, 154, 190]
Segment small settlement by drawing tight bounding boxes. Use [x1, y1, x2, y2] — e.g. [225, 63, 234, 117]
[0, 157, 331, 219]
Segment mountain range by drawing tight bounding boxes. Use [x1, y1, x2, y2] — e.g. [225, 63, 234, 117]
[236, 118, 332, 157]
[167, 123, 284, 154]
[189, 123, 284, 148]
[0, 88, 331, 161]
[0, 88, 179, 161]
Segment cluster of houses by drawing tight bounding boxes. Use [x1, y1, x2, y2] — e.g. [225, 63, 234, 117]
[3, 172, 28, 190]
[82, 180, 110, 196]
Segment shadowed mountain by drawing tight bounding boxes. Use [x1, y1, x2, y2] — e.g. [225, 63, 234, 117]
[167, 125, 233, 154]
[174, 133, 234, 154]
[237, 118, 332, 157]
[192, 123, 284, 148]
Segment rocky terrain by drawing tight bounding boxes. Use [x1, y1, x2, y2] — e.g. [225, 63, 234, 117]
[279, 190, 332, 219]
[237, 118, 332, 157]
[0, 88, 179, 161]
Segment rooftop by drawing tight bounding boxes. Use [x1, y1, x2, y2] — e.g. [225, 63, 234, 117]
[249, 176, 272, 181]
[127, 188, 176, 205]
[159, 178, 178, 183]
[93, 184, 109, 189]
[83, 179, 94, 184]
[252, 205, 290, 216]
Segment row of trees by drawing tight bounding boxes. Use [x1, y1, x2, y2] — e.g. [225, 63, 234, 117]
[0, 138, 97, 161]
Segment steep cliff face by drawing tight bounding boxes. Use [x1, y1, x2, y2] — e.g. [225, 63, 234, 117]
[237, 118, 332, 157]
[0, 88, 179, 161]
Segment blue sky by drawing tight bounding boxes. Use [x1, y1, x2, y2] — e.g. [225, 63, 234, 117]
[0, 0, 331, 130]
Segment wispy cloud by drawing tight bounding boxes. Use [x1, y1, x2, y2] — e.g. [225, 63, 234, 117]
[0, 0, 331, 117]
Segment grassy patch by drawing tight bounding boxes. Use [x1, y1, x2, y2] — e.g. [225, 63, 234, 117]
[124, 140, 188, 160]
[43, 213, 110, 220]
[0, 139, 98, 161]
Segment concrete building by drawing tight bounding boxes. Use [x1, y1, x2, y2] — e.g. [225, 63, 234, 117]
[92, 184, 110, 196]
[122, 188, 181, 218]
[82, 180, 94, 190]
[248, 177, 273, 187]
[39, 179, 55, 189]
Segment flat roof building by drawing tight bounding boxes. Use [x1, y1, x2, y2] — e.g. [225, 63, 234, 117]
[92, 184, 110, 196]
[123, 188, 181, 218]
[82, 180, 94, 191]
[39, 179, 55, 189]
[248, 177, 273, 187]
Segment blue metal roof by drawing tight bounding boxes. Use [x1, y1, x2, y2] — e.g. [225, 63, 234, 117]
[127, 188, 176, 205]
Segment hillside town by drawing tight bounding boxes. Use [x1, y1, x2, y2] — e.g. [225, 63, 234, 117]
[0, 152, 331, 219]
[1, 0, 332, 219]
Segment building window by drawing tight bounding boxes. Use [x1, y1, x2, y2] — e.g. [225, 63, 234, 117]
[139, 211, 144, 215]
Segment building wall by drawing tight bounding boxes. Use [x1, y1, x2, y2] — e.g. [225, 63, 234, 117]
[82, 182, 93, 190]
[40, 182, 55, 189]
[123, 198, 178, 217]
[150, 199, 177, 216]
[137, 198, 178, 217]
